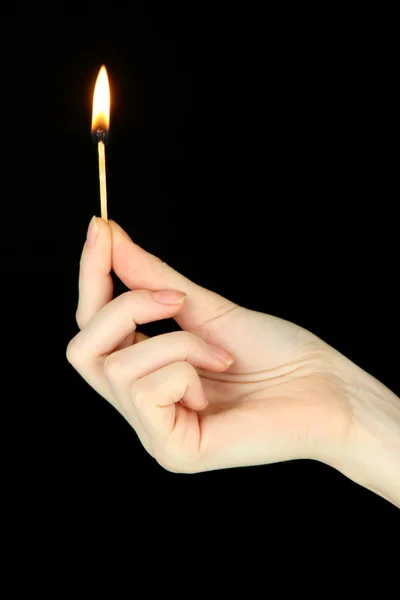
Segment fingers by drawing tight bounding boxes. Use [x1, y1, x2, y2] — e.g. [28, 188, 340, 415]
[104, 330, 233, 403]
[76, 217, 113, 329]
[67, 291, 233, 453]
[67, 289, 232, 398]
[109, 220, 238, 333]
[67, 289, 187, 382]
[129, 361, 205, 443]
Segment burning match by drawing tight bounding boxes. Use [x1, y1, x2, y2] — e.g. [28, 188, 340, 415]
[91, 65, 110, 222]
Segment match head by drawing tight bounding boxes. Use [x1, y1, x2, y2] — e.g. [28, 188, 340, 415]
[92, 128, 108, 144]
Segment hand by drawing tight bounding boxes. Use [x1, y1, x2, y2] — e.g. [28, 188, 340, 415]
[67, 218, 400, 504]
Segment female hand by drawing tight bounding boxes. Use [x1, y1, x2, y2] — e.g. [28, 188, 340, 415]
[67, 217, 400, 506]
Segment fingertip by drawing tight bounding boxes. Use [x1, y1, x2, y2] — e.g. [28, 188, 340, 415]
[179, 384, 208, 412]
[82, 215, 112, 274]
[207, 344, 235, 369]
[95, 216, 112, 235]
[85, 216, 111, 248]
[152, 290, 187, 305]
[86, 216, 99, 247]
[109, 219, 131, 241]
[77, 216, 114, 328]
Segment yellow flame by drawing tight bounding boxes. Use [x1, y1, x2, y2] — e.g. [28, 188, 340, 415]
[92, 65, 110, 132]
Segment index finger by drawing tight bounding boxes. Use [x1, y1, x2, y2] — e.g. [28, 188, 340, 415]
[76, 216, 113, 329]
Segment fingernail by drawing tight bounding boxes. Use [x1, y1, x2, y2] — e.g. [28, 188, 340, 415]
[208, 344, 234, 366]
[152, 290, 187, 305]
[86, 216, 98, 247]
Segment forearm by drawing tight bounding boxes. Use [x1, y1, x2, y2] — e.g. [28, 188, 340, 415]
[332, 368, 400, 508]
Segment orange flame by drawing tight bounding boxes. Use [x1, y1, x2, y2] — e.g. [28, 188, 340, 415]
[91, 65, 110, 135]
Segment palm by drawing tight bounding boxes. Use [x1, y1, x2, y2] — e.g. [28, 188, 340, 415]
[180, 306, 345, 470]
[110, 221, 348, 472]
[129, 304, 347, 473]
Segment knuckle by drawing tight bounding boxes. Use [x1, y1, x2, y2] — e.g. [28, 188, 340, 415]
[115, 290, 145, 318]
[170, 331, 209, 356]
[66, 337, 82, 366]
[109, 290, 132, 315]
[119, 289, 142, 305]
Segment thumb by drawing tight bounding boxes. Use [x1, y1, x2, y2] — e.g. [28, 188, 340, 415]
[109, 220, 237, 333]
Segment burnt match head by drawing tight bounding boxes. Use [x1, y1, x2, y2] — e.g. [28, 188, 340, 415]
[92, 128, 109, 144]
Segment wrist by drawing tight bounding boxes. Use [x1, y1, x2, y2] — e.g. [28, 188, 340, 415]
[322, 356, 400, 507]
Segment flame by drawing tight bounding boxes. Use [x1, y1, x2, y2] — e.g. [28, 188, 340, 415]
[92, 65, 110, 134]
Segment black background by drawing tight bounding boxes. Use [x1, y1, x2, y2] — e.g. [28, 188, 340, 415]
[2, 3, 398, 533]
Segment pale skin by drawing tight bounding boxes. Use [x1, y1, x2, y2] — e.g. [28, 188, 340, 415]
[67, 217, 400, 507]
